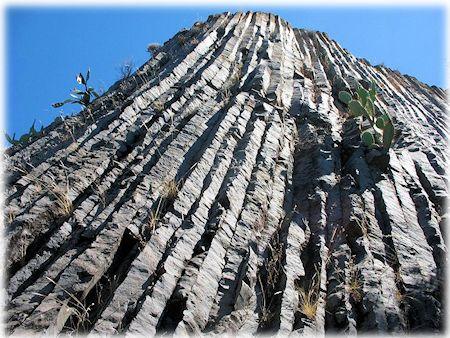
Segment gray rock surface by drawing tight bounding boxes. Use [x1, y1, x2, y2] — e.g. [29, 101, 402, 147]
[4, 11, 447, 336]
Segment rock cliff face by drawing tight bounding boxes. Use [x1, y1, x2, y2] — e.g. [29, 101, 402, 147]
[4, 11, 447, 335]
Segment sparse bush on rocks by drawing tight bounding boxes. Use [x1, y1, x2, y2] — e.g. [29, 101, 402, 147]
[118, 59, 135, 80]
[147, 43, 161, 57]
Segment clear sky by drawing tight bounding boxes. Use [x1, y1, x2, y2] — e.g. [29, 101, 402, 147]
[6, 6, 446, 138]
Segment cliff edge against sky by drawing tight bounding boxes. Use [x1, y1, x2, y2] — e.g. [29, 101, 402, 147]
[4, 11, 447, 335]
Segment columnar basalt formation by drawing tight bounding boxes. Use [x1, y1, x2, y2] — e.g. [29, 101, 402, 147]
[4, 11, 447, 335]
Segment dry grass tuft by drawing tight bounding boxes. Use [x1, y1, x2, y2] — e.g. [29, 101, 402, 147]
[258, 275, 274, 325]
[161, 179, 179, 200]
[147, 209, 160, 233]
[7, 209, 15, 224]
[297, 271, 320, 320]
[153, 99, 164, 112]
[177, 34, 186, 46]
[146, 197, 164, 235]
[33, 276, 94, 333]
[52, 183, 73, 215]
[17, 229, 31, 259]
[147, 43, 161, 57]
[266, 234, 284, 287]
[253, 206, 268, 232]
[298, 288, 318, 320]
[324, 226, 343, 267]
[394, 289, 404, 303]
[219, 88, 232, 101]
[15, 166, 73, 216]
[229, 63, 243, 87]
[341, 257, 363, 302]
[257, 229, 286, 327]
[60, 115, 77, 143]
[347, 271, 362, 302]
[192, 22, 205, 33]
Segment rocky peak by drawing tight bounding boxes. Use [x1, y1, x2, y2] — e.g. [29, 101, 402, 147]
[4, 11, 447, 335]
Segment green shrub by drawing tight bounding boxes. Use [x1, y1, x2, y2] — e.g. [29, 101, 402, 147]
[339, 81, 395, 151]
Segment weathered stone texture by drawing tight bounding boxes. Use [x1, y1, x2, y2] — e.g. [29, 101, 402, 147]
[4, 11, 447, 335]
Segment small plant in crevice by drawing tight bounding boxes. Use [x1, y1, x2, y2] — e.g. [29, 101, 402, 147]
[142, 202, 161, 240]
[52, 180, 73, 216]
[393, 289, 418, 310]
[338, 81, 395, 152]
[298, 289, 318, 320]
[52, 69, 100, 109]
[140, 178, 182, 241]
[217, 64, 242, 102]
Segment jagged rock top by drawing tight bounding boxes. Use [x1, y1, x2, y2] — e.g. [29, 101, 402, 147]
[4, 11, 447, 335]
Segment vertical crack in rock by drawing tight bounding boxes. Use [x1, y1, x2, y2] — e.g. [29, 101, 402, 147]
[5, 11, 447, 336]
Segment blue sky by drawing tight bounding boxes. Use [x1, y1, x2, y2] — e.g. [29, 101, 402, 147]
[6, 6, 446, 138]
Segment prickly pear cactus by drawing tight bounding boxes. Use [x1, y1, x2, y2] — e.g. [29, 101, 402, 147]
[339, 81, 396, 151]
